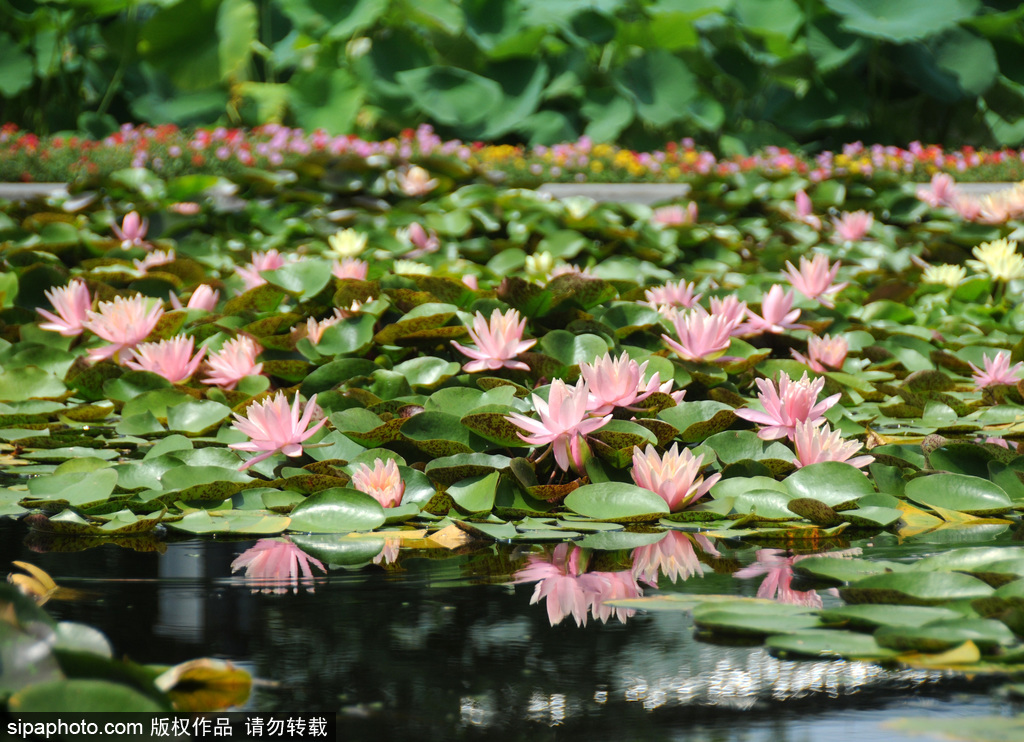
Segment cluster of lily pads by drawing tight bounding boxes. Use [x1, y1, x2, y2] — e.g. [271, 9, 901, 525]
[5, 155, 1024, 702]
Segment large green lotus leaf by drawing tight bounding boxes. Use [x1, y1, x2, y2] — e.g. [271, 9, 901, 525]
[494, 478, 558, 517]
[766, 630, 899, 660]
[291, 533, 386, 566]
[397, 66, 502, 127]
[820, 604, 964, 630]
[161, 465, 251, 490]
[302, 358, 378, 395]
[545, 273, 618, 311]
[121, 389, 194, 420]
[539, 331, 610, 366]
[711, 475, 788, 500]
[786, 498, 844, 526]
[144, 434, 193, 460]
[876, 618, 1016, 653]
[3, 345, 76, 377]
[24, 447, 119, 463]
[392, 357, 461, 391]
[115, 411, 165, 436]
[102, 370, 173, 402]
[731, 489, 798, 519]
[842, 506, 903, 527]
[929, 442, 999, 479]
[454, 519, 518, 541]
[840, 572, 995, 605]
[373, 310, 455, 346]
[793, 556, 912, 583]
[401, 411, 488, 455]
[693, 609, 822, 637]
[905, 473, 1013, 515]
[565, 482, 670, 521]
[576, 531, 666, 551]
[312, 314, 377, 356]
[447, 472, 500, 513]
[0, 367, 66, 401]
[911, 547, 1024, 574]
[262, 259, 333, 300]
[702, 430, 795, 463]
[167, 510, 289, 535]
[288, 488, 385, 533]
[26, 469, 117, 506]
[659, 402, 738, 442]
[590, 420, 658, 452]
[461, 411, 526, 447]
[612, 48, 697, 127]
[424, 453, 511, 486]
[398, 466, 435, 508]
[166, 400, 231, 434]
[9, 679, 167, 712]
[822, 0, 980, 42]
[222, 283, 286, 314]
[783, 461, 875, 506]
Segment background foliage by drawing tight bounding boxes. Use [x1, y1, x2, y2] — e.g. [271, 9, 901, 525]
[2, 0, 1024, 151]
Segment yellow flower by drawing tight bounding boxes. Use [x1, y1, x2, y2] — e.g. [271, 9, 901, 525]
[525, 251, 556, 281]
[327, 229, 367, 259]
[966, 239, 1024, 282]
[922, 264, 967, 287]
[393, 259, 431, 276]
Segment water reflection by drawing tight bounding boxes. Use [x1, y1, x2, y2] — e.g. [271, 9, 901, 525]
[733, 547, 861, 608]
[231, 538, 327, 594]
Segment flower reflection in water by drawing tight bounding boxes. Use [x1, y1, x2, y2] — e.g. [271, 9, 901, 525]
[514, 533, 721, 627]
[231, 538, 326, 594]
[733, 548, 862, 608]
[372, 537, 402, 566]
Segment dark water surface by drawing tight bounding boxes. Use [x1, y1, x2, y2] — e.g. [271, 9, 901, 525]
[2, 519, 1019, 741]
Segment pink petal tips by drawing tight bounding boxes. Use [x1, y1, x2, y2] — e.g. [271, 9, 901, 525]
[37, 279, 92, 336]
[82, 294, 165, 363]
[351, 458, 406, 508]
[228, 392, 327, 470]
[735, 371, 841, 441]
[124, 334, 206, 383]
[630, 443, 721, 512]
[451, 308, 536, 373]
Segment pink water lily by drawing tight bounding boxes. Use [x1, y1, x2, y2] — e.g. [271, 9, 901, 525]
[916, 172, 959, 208]
[587, 570, 645, 624]
[133, 249, 175, 273]
[708, 296, 748, 330]
[631, 443, 721, 512]
[236, 249, 286, 291]
[397, 165, 438, 197]
[969, 351, 1024, 389]
[124, 334, 206, 383]
[398, 222, 440, 258]
[783, 254, 847, 308]
[83, 294, 164, 363]
[739, 285, 807, 336]
[111, 211, 149, 248]
[513, 543, 592, 627]
[643, 280, 702, 310]
[792, 189, 822, 230]
[831, 210, 874, 242]
[793, 420, 872, 469]
[202, 336, 263, 390]
[451, 308, 536, 373]
[652, 202, 698, 226]
[631, 531, 720, 586]
[231, 538, 326, 594]
[579, 352, 672, 415]
[37, 279, 92, 337]
[351, 458, 406, 508]
[662, 308, 735, 362]
[735, 371, 841, 441]
[733, 549, 823, 608]
[331, 257, 369, 281]
[229, 392, 327, 470]
[506, 379, 611, 472]
[790, 334, 849, 373]
[169, 284, 220, 312]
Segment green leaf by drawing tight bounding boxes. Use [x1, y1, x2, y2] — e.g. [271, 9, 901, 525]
[0, 367, 65, 401]
[397, 66, 503, 127]
[539, 331, 610, 366]
[262, 259, 333, 300]
[27, 469, 118, 507]
[9, 679, 167, 712]
[767, 629, 899, 660]
[565, 482, 670, 521]
[840, 572, 995, 606]
[291, 533, 386, 566]
[659, 401, 738, 442]
[166, 400, 231, 434]
[447, 472, 500, 513]
[784, 461, 875, 506]
[822, 0, 980, 42]
[612, 49, 697, 127]
[288, 488, 386, 533]
[875, 618, 1016, 652]
[0, 32, 34, 97]
[820, 604, 964, 630]
[217, 0, 257, 82]
[904, 473, 1013, 516]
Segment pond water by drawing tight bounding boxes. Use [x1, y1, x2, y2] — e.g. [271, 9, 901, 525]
[3, 518, 1020, 741]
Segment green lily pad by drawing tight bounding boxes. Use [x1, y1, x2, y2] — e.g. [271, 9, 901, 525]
[784, 461, 875, 506]
[820, 604, 964, 630]
[766, 630, 899, 660]
[287, 488, 386, 533]
[564, 482, 670, 521]
[905, 473, 1013, 516]
[840, 571, 995, 605]
[659, 401, 738, 442]
[875, 618, 1017, 653]
[447, 472, 500, 513]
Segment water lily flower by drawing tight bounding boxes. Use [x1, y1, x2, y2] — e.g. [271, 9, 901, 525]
[397, 222, 440, 258]
[791, 189, 822, 230]
[643, 280, 702, 310]
[579, 352, 672, 415]
[524, 251, 556, 281]
[397, 165, 438, 197]
[916, 172, 959, 208]
[735, 371, 841, 441]
[462, 274, 479, 290]
[652, 202, 698, 226]
[83, 294, 164, 363]
[739, 285, 807, 336]
[662, 308, 735, 362]
[327, 229, 368, 258]
[631, 443, 721, 512]
[231, 538, 326, 594]
[506, 379, 611, 473]
[372, 537, 402, 566]
[124, 334, 206, 383]
[733, 549, 823, 608]
[133, 249, 175, 273]
[236, 249, 286, 291]
[229, 392, 327, 470]
[632, 532, 720, 586]
[783, 254, 847, 308]
[513, 543, 593, 627]
[169, 201, 201, 215]
[169, 284, 220, 312]
[351, 458, 405, 508]
[953, 195, 983, 221]
[969, 350, 1024, 390]
[793, 420, 872, 469]
[790, 334, 848, 373]
[393, 259, 431, 276]
[451, 308, 536, 373]
[37, 279, 92, 336]
[587, 570, 644, 624]
[707, 296, 748, 329]
[111, 211, 149, 249]
[922, 264, 967, 287]
[966, 239, 1024, 282]
[202, 335, 263, 390]
[331, 257, 369, 281]
[830, 210, 873, 243]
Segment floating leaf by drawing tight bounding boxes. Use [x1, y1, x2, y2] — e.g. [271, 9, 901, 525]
[564, 482, 669, 521]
